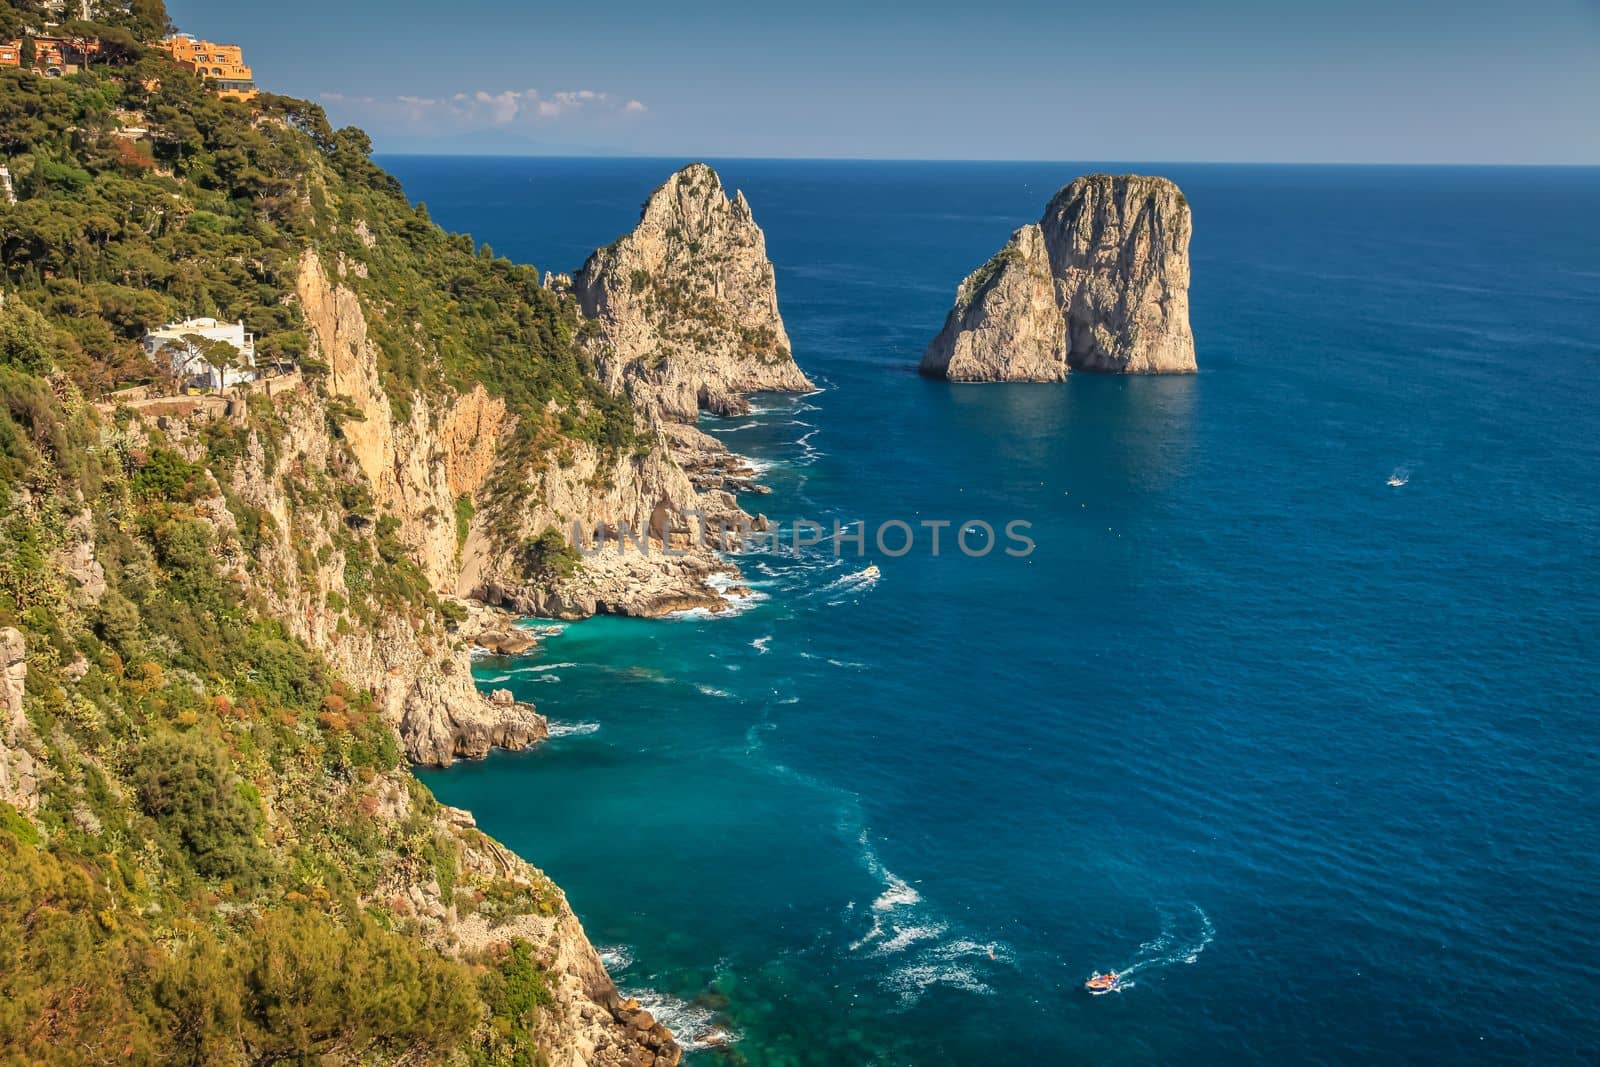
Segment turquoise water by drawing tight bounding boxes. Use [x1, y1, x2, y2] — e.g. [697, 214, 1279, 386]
[399, 159, 1600, 1063]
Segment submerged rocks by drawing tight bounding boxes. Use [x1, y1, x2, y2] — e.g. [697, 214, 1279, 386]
[574, 163, 813, 421]
[922, 173, 1195, 380]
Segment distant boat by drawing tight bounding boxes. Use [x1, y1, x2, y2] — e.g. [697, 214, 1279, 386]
[861, 564, 880, 579]
[1387, 468, 1410, 487]
[1084, 971, 1123, 995]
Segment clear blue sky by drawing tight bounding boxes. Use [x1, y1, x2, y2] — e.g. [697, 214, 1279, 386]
[166, 0, 1600, 162]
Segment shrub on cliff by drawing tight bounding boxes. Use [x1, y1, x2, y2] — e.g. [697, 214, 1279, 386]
[521, 526, 581, 580]
[128, 731, 266, 885]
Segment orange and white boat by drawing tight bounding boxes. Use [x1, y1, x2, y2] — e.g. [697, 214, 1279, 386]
[1084, 971, 1122, 995]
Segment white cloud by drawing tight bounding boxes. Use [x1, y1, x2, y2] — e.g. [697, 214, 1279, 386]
[325, 87, 647, 129]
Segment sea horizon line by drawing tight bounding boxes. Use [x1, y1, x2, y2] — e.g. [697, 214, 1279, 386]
[371, 152, 1600, 169]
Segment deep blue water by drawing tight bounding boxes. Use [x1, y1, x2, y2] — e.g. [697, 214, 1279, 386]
[394, 157, 1600, 1064]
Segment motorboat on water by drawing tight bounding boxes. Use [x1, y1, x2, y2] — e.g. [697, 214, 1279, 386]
[861, 564, 880, 579]
[1084, 971, 1122, 995]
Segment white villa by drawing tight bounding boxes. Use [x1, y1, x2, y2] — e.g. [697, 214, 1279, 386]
[142, 317, 258, 391]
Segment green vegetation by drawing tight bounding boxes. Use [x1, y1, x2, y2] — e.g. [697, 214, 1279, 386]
[957, 241, 1024, 311]
[0, 0, 634, 457]
[519, 527, 581, 581]
[0, 2, 595, 1060]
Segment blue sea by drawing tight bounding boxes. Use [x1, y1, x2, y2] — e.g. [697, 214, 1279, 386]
[394, 157, 1600, 1064]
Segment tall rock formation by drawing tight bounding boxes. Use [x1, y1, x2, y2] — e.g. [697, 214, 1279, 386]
[574, 163, 813, 420]
[922, 174, 1195, 380]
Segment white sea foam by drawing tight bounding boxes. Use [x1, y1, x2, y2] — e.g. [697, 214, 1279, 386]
[598, 944, 634, 971]
[936, 938, 1015, 965]
[695, 684, 733, 698]
[1100, 904, 1216, 990]
[751, 635, 773, 654]
[883, 961, 994, 1004]
[629, 990, 737, 1051]
[479, 673, 511, 683]
[511, 660, 571, 674]
[738, 455, 776, 476]
[817, 566, 880, 600]
[849, 913, 885, 951]
[744, 720, 775, 755]
[547, 720, 600, 738]
[658, 575, 770, 621]
[664, 606, 717, 620]
[877, 921, 947, 954]
[872, 874, 921, 912]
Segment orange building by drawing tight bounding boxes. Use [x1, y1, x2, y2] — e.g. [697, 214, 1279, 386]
[158, 33, 258, 101]
[0, 36, 99, 77]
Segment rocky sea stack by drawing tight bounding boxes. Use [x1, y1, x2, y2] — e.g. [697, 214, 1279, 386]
[921, 173, 1195, 380]
[574, 163, 813, 420]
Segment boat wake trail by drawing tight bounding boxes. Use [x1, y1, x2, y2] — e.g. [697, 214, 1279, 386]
[844, 825, 1014, 1004]
[1098, 905, 1215, 990]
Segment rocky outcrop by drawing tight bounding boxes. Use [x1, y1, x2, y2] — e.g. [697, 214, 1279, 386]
[574, 163, 812, 421]
[363, 773, 680, 1066]
[0, 626, 38, 813]
[922, 173, 1195, 379]
[921, 223, 1068, 382]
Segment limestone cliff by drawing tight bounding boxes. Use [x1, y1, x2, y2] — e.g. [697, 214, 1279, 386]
[574, 163, 813, 420]
[298, 252, 499, 593]
[363, 776, 682, 1067]
[922, 173, 1195, 379]
[460, 431, 743, 619]
[295, 245, 744, 634]
[0, 626, 37, 813]
[98, 316, 676, 1067]
[0, 73, 703, 1066]
[921, 223, 1068, 382]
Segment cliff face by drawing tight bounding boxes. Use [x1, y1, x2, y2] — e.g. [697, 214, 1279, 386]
[297, 252, 500, 592]
[921, 223, 1068, 382]
[922, 173, 1195, 379]
[0, 69, 701, 1066]
[0, 626, 36, 813]
[366, 777, 683, 1067]
[263, 253, 540, 767]
[574, 163, 813, 420]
